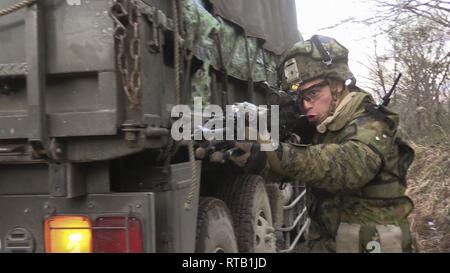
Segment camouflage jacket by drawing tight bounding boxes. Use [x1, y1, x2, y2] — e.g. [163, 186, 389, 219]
[264, 90, 415, 251]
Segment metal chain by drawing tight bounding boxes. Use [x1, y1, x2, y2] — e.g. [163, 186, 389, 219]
[110, 0, 142, 107]
[0, 0, 36, 17]
[129, 1, 142, 105]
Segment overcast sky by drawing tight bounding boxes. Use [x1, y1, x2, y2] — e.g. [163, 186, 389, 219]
[295, 0, 385, 89]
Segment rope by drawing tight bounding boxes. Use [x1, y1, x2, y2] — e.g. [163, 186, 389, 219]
[185, 141, 198, 211]
[0, 0, 36, 17]
[172, 0, 181, 106]
[171, 0, 198, 211]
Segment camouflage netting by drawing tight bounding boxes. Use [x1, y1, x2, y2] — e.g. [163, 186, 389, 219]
[182, 0, 279, 87]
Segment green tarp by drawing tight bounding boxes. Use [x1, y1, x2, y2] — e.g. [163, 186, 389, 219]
[210, 0, 300, 55]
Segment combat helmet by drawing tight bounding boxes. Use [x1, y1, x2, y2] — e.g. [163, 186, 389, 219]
[280, 35, 355, 91]
[278, 35, 357, 118]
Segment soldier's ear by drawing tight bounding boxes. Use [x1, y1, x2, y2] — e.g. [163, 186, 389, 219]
[329, 79, 345, 93]
[337, 83, 345, 93]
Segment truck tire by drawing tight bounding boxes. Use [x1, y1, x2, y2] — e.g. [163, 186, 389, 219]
[195, 197, 238, 253]
[218, 175, 276, 253]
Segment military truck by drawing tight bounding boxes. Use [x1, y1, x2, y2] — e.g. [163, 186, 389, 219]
[0, 0, 308, 253]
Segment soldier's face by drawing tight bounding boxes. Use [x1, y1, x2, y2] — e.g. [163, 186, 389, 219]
[299, 78, 333, 125]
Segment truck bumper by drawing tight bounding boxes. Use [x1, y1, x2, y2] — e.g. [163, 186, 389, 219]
[0, 193, 156, 253]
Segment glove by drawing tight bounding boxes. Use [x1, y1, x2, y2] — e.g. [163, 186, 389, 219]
[229, 142, 253, 167]
[228, 125, 258, 168]
[229, 142, 267, 175]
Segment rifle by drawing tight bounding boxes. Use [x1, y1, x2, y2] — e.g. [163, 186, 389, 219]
[193, 91, 307, 163]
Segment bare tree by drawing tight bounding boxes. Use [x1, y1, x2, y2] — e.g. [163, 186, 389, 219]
[319, 0, 449, 140]
[385, 16, 449, 138]
[320, 0, 450, 34]
[351, 1, 449, 139]
[375, 0, 450, 30]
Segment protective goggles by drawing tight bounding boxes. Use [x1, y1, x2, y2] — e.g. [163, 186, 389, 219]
[291, 80, 329, 103]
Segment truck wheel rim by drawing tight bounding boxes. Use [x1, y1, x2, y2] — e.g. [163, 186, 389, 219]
[254, 210, 273, 252]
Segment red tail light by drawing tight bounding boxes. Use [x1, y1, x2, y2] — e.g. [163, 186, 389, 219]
[93, 217, 144, 253]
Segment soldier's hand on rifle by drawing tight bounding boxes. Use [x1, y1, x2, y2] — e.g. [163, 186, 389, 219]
[229, 142, 253, 167]
[230, 126, 287, 176]
[228, 125, 258, 167]
[229, 141, 269, 175]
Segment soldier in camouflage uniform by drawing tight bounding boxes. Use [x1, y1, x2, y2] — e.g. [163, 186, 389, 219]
[232, 35, 416, 253]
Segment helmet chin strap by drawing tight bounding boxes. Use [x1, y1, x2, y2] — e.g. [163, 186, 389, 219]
[327, 83, 349, 117]
[327, 87, 340, 117]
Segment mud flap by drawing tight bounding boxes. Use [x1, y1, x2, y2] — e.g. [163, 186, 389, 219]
[336, 223, 361, 253]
